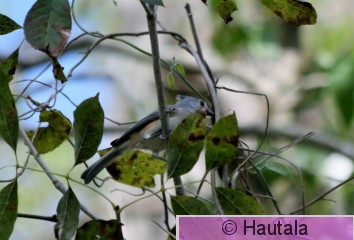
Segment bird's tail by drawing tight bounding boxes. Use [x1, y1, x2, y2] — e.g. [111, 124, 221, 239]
[81, 147, 122, 184]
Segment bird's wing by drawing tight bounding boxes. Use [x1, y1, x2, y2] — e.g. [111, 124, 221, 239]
[110, 105, 175, 147]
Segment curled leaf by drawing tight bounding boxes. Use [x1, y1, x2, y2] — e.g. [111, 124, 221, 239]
[216, 0, 238, 24]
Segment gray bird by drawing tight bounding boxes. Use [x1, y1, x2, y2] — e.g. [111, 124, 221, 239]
[81, 95, 213, 184]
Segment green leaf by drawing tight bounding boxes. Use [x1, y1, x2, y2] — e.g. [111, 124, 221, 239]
[167, 72, 175, 89]
[167, 113, 206, 178]
[259, 0, 317, 26]
[216, 0, 238, 24]
[0, 71, 18, 153]
[329, 53, 354, 125]
[174, 63, 186, 79]
[0, 181, 18, 240]
[0, 14, 21, 35]
[74, 94, 104, 165]
[24, 0, 72, 57]
[0, 48, 19, 83]
[56, 187, 80, 240]
[205, 113, 238, 171]
[171, 196, 212, 215]
[26, 110, 71, 154]
[141, 0, 164, 6]
[106, 150, 166, 187]
[76, 220, 124, 240]
[216, 187, 264, 214]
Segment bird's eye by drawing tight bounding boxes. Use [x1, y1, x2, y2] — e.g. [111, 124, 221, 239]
[200, 101, 205, 107]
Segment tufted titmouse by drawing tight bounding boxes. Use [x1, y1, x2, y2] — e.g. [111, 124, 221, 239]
[81, 95, 213, 184]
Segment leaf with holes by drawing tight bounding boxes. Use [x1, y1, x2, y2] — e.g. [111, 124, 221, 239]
[259, 0, 317, 26]
[24, 0, 72, 57]
[0, 181, 18, 240]
[0, 48, 19, 83]
[74, 94, 104, 165]
[216, 187, 264, 214]
[171, 196, 212, 215]
[205, 113, 238, 171]
[167, 113, 206, 178]
[0, 71, 18, 153]
[106, 150, 166, 187]
[216, 0, 238, 24]
[76, 220, 124, 240]
[26, 110, 71, 154]
[0, 14, 21, 35]
[57, 187, 80, 240]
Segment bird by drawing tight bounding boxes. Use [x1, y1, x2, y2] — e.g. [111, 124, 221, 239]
[81, 95, 213, 184]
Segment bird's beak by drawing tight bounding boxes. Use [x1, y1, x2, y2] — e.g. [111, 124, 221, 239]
[198, 108, 215, 116]
[206, 108, 215, 116]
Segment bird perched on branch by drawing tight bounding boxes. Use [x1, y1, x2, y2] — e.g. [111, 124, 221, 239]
[81, 95, 213, 184]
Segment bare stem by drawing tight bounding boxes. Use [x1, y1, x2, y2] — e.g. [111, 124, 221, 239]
[142, 2, 185, 196]
[182, 5, 222, 214]
[18, 213, 58, 223]
[289, 176, 354, 214]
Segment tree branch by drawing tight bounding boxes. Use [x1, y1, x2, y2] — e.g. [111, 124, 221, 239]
[182, 5, 222, 214]
[142, 3, 185, 196]
[19, 126, 97, 219]
[289, 175, 354, 214]
[241, 125, 354, 160]
[18, 213, 58, 223]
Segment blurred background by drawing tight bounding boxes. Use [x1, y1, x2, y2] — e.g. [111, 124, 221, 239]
[0, 0, 353, 239]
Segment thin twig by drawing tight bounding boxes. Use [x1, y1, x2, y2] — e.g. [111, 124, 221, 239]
[289, 176, 354, 214]
[241, 125, 354, 160]
[160, 176, 172, 233]
[182, 6, 222, 214]
[19, 127, 97, 219]
[185, 4, 203, 58]
[18, 213, 58, 223]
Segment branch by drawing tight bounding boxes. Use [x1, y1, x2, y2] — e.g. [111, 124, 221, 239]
[182, 5, 222, 214]
[18, 213, 58, 223]
[19, 126, 97, 219]
[141, 3, 185, 196]
[241, 125, 354, 160]
[289, 175, 354, 214]
[143, 4, 169, 139]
